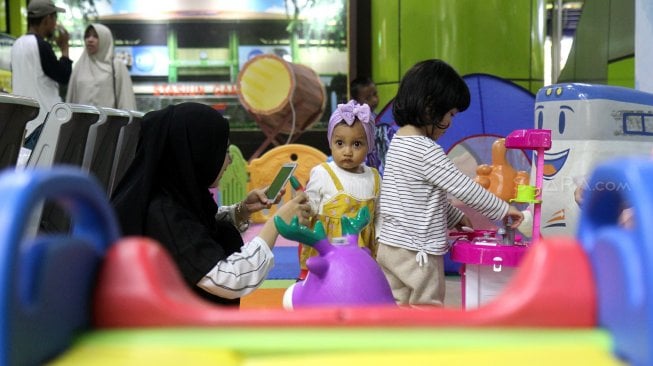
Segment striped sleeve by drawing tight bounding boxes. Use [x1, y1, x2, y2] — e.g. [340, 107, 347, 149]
[423, 143, 508, 221]
[445, 200, 465, 228]
[378, 136, 508, 254]
[196, 236, 274, 299]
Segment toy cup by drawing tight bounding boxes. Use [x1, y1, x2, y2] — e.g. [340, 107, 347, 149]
[510, 184, 542, 203]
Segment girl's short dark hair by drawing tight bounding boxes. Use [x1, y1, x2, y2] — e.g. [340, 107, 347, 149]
[392, 59, 470, 127]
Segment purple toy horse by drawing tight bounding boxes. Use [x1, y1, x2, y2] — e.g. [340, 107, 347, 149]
[274, 207, 395, 309]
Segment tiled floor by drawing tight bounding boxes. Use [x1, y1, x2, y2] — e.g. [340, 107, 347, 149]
[444, 275, 463, 308]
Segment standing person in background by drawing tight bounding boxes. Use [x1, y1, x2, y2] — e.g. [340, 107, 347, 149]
[11, 0, 71, 138]
[377, 59, 524, 307]
[350, 76, 379, 113]
[350, 76, 393, 175]
[66, 23, 136, 110]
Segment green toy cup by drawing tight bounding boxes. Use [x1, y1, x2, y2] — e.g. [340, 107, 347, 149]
[510, 184, 542, 203]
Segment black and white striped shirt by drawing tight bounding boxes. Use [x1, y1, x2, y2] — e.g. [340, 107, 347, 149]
[378, 135, 508, 255]
[197, 204, 273, 299]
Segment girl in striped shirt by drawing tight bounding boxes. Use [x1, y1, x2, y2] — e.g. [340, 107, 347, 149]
[377, 59, 524, 306]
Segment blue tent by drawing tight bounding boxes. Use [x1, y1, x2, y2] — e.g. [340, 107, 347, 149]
[376, 73, 535, 156]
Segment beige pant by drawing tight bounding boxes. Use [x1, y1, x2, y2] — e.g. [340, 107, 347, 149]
[376, 243, 445, 306]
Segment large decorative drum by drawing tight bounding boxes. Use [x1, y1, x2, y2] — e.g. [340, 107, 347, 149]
[237, 54, 325, 135]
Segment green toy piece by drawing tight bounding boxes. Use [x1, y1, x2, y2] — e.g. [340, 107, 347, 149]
[341, 206, 370, 236]
[289, 176, 303, 191]
[273, 206, 371, 247]
[273, 215, 326, 246]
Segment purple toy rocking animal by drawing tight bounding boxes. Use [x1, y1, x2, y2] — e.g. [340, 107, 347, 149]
[274, 207, 396, 309]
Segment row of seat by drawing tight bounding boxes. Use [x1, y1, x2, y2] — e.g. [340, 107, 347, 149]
[0, 94, 40, 170]
[0, 93, 144, 196]
[0, 92, 328, 227]
[0, 93, 144, 235]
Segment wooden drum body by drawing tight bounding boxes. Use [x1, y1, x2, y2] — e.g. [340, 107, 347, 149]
[237, 54, 326, 142]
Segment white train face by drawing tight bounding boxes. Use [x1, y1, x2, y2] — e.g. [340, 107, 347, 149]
[535, 84, 653, 236]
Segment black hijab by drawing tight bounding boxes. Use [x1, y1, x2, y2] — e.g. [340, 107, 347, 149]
[111, 102, 243, 256]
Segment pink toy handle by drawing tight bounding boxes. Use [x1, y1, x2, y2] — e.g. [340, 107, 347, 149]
[505, 129, 552, 244]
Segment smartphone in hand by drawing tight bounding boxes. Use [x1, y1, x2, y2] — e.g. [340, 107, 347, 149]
[265, 162, 298, 201]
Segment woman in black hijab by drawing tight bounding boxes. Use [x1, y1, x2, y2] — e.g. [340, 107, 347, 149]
[111, 102, 310, 306]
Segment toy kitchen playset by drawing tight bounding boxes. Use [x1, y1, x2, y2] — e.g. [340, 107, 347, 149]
[450, 129, 551, 309]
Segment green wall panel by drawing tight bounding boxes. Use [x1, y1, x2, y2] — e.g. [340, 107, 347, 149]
[371, 0, 545, 97]
[397, 0, 440, 74]
[376, 83, 399, 113]
[371, 0, 400, 85]
[400, 0, 538, 79]
[558, 0, 610, 83]
[608, 0, 634, 60]
[559, 0, 634, 85]
[9, 0, 26, 37]
[530, 80, 544, 95]
[607, 57, 635, 88]
[513, 80, 529, 92]
[529, 0, 545, 89]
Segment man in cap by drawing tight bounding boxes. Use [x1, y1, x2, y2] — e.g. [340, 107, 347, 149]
[11, 0, 72, 139]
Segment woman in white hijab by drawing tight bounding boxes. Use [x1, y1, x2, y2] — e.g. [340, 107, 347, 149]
[66, 23, 136, 110]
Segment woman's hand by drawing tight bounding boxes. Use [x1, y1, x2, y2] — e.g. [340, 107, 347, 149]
[236, 187, 296, 222]
[243, 187, 281, 214]
[241, 186, 286, 215]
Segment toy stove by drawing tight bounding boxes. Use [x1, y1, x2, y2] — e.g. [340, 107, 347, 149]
[450, 227, 529, 309]
[450, 128, 551, 309]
